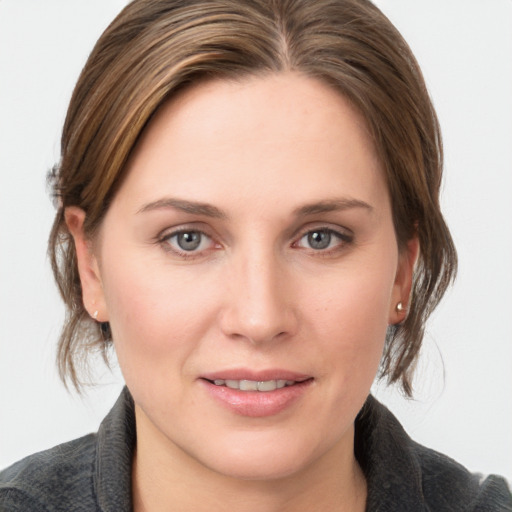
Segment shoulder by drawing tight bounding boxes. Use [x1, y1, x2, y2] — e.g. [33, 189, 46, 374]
[412, 440, 512, 511]
[359, 396, 512, 511]
[0, 388, 135, 512]
[0, 433, 98, 512]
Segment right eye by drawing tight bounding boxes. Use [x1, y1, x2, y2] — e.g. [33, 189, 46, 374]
[161, 230, 216, 256]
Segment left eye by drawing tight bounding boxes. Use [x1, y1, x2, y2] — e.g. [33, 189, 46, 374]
[164, 230, 212, 252]
[297, 229, 348, 251]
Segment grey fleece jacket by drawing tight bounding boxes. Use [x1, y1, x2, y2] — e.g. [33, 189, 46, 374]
[1, 388, 511, 511]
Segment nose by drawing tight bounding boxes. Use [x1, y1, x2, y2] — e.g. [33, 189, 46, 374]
[219, 248, 298, 345]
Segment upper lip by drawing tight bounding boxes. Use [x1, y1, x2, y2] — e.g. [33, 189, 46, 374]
[200, 369, 312, 382]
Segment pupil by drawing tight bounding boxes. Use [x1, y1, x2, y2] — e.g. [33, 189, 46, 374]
[177, 232, 201, 251]
[308, 231, 331, 250]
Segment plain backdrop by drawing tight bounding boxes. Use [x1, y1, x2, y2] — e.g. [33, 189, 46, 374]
[1, 0, 511, 483]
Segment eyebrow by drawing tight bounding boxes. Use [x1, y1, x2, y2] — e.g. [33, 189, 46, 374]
[293, 198, 374, 216]
[137, 196, 373, 218]
[137, 198, 227, 219]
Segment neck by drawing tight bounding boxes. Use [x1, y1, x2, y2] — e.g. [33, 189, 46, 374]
[132, 407, 367, 512]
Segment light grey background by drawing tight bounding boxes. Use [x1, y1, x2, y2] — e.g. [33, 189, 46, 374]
[1, 0, 511, 482]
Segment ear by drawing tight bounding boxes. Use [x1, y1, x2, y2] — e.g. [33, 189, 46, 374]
[65, 207, 108, 322]
[389, 236, 419, 324]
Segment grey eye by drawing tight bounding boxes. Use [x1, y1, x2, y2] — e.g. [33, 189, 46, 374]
[307, 230, 332, 250]
[176, 231, 202, 251]
[162, 229, 216, 257]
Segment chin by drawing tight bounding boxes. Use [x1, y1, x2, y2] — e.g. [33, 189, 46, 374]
[205, 451, 310, 482]
[188, 429, 332, 482]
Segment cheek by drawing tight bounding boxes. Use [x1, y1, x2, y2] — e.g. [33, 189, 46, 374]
[311, 264, 395, 334]
[306, 260, 396, 375]
[99, 250, 214, 366]
[99, 258, 236, 403]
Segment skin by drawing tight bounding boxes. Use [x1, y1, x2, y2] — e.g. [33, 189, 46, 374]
[67, 73, 418, 512]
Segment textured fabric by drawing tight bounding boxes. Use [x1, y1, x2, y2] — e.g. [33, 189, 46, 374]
[1, 389, 510, 511]
[0, 389, 135, 512]
[354, 398, 512, 511]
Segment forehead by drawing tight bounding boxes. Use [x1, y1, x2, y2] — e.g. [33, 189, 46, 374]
[116, 72, 387, 216]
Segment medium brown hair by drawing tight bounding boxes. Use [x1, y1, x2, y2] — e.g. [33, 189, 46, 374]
[48, 0, 457, 395]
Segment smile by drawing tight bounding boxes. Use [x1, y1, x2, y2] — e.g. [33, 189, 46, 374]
[202, 375, 313, 417]
[211, 379, 297, 392]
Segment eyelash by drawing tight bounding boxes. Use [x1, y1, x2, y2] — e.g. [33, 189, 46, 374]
[158, 228, 218, 259]
[293, 227, 354, 255]
[157, 226, 354, 259]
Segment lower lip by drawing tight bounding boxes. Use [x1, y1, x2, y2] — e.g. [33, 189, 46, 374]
[200, 379, 313, 417]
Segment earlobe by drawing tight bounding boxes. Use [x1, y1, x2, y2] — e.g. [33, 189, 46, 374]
[389, 236, 419, 325]
[64, 207, 108, 322]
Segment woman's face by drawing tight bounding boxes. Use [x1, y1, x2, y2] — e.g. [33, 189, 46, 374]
[71, 73, 416, 480]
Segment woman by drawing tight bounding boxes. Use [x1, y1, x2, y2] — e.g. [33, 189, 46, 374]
[1, 0, 510, 510]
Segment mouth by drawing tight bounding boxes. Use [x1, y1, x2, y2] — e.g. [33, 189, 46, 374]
[200, 373, 313, 417]
[204, 378, 311, 392]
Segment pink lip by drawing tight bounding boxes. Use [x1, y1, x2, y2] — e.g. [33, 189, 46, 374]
[201, 368, 311, 382]
[199, 368, 313, 418]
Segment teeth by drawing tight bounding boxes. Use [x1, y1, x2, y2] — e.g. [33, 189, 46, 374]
[256, 380, 276, 391]
[212, 379, 297, 392]
[239, 380, 258, 391]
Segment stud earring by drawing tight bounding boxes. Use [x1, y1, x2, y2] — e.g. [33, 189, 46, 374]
[93, 310, 99, 320]
[396, 302, 405, 313]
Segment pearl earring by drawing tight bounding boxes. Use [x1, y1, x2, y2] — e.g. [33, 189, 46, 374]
[93, 310, 99, 320]
[396, 302, 405, 313]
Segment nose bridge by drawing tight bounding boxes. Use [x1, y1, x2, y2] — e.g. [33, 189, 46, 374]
[221, 240, 296, 343]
